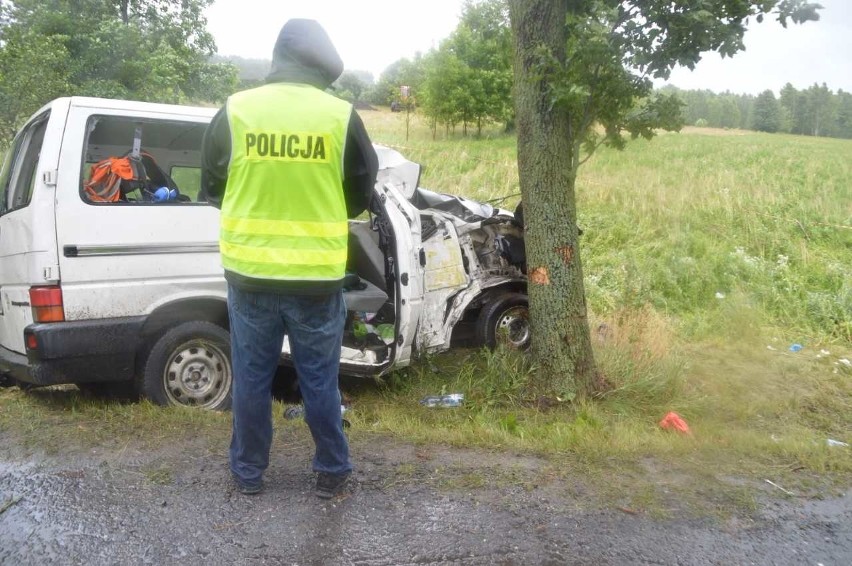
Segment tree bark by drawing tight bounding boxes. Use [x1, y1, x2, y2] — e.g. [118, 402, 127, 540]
[508, 0, 598, 397]
[118, 0, 130, 24]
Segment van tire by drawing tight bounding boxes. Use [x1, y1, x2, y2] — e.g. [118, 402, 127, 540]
[141, 321, 232, 410]
[475, 292, 531, 351]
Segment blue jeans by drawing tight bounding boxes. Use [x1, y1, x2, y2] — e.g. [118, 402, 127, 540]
[227, 284, 351, 486]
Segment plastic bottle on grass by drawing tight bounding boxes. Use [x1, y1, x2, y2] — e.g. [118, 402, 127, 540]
[420, 393, 464, 408]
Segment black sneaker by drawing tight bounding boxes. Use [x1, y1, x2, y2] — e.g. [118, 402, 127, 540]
[233, 477, 263, 495]
[315, 471, 351, 499]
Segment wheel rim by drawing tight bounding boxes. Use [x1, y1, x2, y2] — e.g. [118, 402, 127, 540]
[162, 339, 231, 409]
[495, 305, 530, 349]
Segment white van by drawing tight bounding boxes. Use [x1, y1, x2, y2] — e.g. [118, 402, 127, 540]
[0, 97, 528, 409]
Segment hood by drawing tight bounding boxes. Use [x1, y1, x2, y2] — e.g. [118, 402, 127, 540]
[266, 19, 344, 89]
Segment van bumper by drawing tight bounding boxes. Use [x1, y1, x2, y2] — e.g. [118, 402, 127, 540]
[13, 317, 147, 386]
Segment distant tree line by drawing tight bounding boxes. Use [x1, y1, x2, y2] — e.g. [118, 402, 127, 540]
[664, 84, 852, 139]
[210, 54, 269, 88]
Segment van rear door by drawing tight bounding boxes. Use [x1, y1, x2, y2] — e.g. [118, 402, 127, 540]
[0, 101, 66, 354]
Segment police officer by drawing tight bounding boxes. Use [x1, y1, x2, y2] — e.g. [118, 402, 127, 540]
[201, 19, 378, 497]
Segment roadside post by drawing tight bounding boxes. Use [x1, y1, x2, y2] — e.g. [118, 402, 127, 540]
[400, 85, 411, 141]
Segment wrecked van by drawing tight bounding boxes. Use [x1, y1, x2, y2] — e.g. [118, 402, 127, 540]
[0, 97, 528, 409]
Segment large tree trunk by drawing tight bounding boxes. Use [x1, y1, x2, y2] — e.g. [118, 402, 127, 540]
[509, 0, 598, 397]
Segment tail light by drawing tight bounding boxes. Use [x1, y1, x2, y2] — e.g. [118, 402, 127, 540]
[29, 286, 65, 323]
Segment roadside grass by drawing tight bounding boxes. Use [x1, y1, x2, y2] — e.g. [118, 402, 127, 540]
[1, 110, 850, 518]
[343, 314, 850, 516]
[349, 324, 851, 471]
[0, 387, 231, 456]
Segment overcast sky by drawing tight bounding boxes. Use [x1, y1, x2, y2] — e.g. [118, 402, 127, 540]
[206, 0, 852, 95]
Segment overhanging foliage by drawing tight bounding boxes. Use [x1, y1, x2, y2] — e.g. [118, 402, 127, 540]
[0, 0, 237, 142]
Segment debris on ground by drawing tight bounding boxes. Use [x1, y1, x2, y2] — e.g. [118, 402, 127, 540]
[420, 394, 464, 408]
[826, 439, 849, 448]
[0, 496, 22, 516]
[283, 404, 349, 427]
[283, 405, 304, 420]
[659, 411, 691, 434]
[764, 479, 794, 496]
[788, 343, 803, 352]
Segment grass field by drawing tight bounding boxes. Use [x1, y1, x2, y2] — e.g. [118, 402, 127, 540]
[1, 109, 850, 516]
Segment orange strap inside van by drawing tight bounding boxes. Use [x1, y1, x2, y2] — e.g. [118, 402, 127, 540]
[84, 157, 139, 202]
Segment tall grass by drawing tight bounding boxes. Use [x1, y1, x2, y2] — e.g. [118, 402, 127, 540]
[581, 129, 851, 343]
[363, 111, 852, 343]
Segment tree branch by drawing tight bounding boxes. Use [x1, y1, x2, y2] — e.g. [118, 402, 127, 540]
[577, 139, 605, 166]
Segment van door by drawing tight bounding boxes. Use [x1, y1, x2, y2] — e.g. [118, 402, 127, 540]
[376, 181, 423, 368]
[0, 107, 64, 354]
[54, 104, 222, 324]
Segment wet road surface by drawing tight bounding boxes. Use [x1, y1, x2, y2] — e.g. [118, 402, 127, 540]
[1, 442, 850, 566]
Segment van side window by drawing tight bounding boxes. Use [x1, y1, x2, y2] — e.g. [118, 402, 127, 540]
[169, 166, 202, 201]
[82, 116, 208, 205]
[0, 138, 23, 214]
[10, 118, 48, 210]
[0, 112, 49, 214]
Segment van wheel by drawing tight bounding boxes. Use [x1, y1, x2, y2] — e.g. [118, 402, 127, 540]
[475, 293, 531, 351]
[141, 321, 232, 410]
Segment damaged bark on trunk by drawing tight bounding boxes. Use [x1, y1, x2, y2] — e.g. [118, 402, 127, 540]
[509, 0, 598, 397]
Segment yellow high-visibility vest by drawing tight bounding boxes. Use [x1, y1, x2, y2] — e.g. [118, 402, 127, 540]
[220, 83, 351, 282]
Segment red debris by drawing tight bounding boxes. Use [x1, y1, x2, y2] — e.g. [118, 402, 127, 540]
[659, 412, 691, 434]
